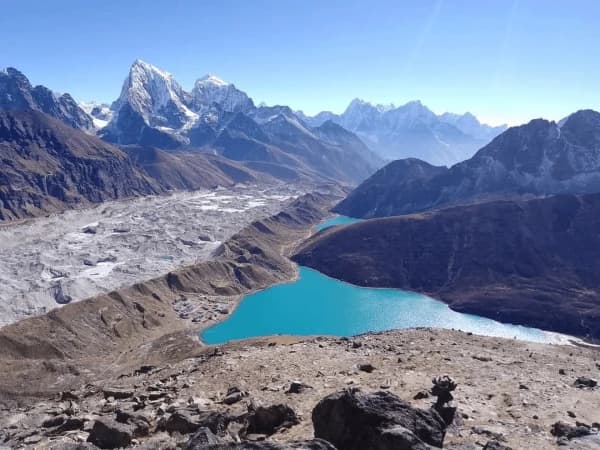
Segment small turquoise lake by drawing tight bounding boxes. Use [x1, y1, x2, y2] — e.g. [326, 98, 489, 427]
[201, 267, 561, 345]
[314, 214, 362, 231]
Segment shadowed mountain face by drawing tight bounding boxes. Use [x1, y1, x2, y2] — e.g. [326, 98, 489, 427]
[335, 110, 600, 218]
[295, 194, 600, 340]
[0, 68, 94, 132]
[0, 110, 161, 220]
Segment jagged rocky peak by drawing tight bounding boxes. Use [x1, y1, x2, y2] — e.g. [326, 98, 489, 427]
[112, 59, 197, 129]
[0, 67, 94, 132]
[386, 99, 438, 126]
[0, 67, 36, 110]
[190, 73, 254, 113]
[560, 109, 600, 146]
[440, 111, 508, 140]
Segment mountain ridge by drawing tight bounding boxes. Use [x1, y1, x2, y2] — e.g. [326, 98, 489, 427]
[335, 109, 600, 218]
[296, 193, 600, 341]
[298, 98, 508, 166]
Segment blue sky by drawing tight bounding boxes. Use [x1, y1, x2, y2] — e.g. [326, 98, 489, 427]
[1, 0, 599, 125]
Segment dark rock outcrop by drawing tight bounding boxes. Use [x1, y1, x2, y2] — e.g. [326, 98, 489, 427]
[312, 389, 446, 450]
[574, 377, 597, 388]
[87, 419, 133, 449]
[295, 194, 600, 340]
[201, 440, 337, 450]
[551, 421, 592, 439]
[159, 410, 231, 435]
[483, 441, 512, 450]
[245, 403, 299, 436]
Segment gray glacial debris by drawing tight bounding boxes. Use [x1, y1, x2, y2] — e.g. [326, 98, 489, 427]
[0, 184, 301, 327]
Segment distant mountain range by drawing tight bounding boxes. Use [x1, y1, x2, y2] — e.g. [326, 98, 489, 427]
[298, 99, 507, 166]
[0, 62, 510, 181]
[93, 60, 382, 183]
[335, 110, 600, 218]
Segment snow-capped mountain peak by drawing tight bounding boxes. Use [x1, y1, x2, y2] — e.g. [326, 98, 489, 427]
[113, 59, 196, 129]
[196, 74, 229, 87]
[80, 101, 113, 129]
[191, 73, 253, 114]
[439, 111, 507, 141]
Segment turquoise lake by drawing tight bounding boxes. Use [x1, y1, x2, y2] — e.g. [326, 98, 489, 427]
[201, 266, 559, 345]
[201, 215, 563, 345]
[314, 214, 362, 231]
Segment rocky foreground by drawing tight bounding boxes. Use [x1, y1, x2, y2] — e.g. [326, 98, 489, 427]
[1, 330, 600, 449]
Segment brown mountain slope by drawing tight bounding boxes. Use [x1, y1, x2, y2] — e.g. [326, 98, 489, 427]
[294, 194, 600, 341]
[123, 146, 268, 190]
[0, 110, 161, 220]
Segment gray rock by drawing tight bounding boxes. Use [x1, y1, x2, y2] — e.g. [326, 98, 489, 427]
[483, 441, 512, 450]
[413, 390, 430, 400]
[183, 427, 223, 449]
[246, 404, 299, 436]
[358, 363, 376, 373]
[286, 381, 311, 394]
[87, 419, 133, 449]
[201, 440, 336, 449]
[574, 377, 597, 388]
[160, 410, 231, 435]
[43, 414, 67, 428]
[312, 389, 447, 450]
[47, 443, 100, 450]
[52, 417, 85, 434]
[551, 421, 591, 439]
[102, 387, 134, 400]
[223, 387, 246, 405]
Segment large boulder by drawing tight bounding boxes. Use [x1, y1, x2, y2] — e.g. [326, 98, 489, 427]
[183, 427, 223, 448]
[246, 404, 299, 435]
[87, 418, 133, 449]
[159, 409, 231, 435]
[312, 389, 446, 450]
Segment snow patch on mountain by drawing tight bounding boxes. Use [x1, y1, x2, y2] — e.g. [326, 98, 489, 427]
[191, 74, 254, 114]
